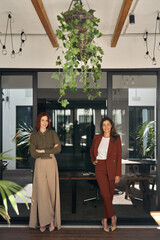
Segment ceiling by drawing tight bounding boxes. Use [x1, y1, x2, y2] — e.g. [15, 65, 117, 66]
[0, 0, 160, 46]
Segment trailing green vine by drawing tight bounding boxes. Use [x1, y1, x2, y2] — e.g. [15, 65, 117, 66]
[53, 0, 104, 107]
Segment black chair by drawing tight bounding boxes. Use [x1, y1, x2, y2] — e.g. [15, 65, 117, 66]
[83, 180, 100, 207]
[2, 160, 8, 171]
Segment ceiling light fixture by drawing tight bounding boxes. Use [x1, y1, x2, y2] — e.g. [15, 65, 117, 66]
[143, 11, 160, 65]
[0, 12, 27, 58]
[129, 14, 135, 24]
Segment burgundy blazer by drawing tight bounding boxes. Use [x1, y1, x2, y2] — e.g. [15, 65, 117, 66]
[90, 134, 122, 180]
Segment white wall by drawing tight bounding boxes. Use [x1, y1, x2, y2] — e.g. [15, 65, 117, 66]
[0, 34, 159, 69]
[129, 88, 156, 106]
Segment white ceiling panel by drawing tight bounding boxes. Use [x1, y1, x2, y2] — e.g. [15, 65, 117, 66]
[0, 0, 159, 40]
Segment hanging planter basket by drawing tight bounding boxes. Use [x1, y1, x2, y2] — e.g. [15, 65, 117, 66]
[62, 9, 94, 32]
[62, 9, 94, 60]
[54, 0, 104, 107]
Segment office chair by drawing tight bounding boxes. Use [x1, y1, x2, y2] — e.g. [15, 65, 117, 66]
[83, 180, 100, 207]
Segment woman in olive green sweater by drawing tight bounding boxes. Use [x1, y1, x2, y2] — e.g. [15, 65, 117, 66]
[29, 112, 61, 232]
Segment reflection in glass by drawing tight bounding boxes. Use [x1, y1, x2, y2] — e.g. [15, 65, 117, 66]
[112, 74, 157, 217]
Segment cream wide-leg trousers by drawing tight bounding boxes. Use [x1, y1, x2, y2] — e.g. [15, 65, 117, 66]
[29, 156, 61, 229]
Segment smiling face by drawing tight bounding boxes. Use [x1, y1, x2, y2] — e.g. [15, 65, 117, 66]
[40, 116, 49, 131]
[102, 120, 112, 136]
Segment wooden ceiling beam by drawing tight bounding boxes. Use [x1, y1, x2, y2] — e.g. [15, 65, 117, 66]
[31, 0, 58, 48]
[111, 0, 133, 47]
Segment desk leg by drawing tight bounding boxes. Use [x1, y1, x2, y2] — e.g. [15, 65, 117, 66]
[72, 180, 76, 213]
[125, 180, 129, 199]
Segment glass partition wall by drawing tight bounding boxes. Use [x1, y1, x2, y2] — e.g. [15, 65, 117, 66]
[38, 72, 108, 222]
[112, 74, 157, 222]
[0, 71, 158, 225]
[37, 72, 157, 224]
[1, 74, 33, 222]
[113, 75, 156, 160]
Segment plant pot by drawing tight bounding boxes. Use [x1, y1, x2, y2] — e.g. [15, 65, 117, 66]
[63, 9, 94, 60]
[63, 9, 94, 29]
[77, 44, 92, 61]
[77, 38, 92, 60]
[55, 1, 103, 107]
[77, 51, 92, 61]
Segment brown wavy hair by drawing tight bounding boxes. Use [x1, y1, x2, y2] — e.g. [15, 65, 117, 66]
[100, 117, 120, 141]
[36, 112, 51, 131]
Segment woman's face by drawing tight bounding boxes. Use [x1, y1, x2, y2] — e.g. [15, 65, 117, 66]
[102, 120, 112, 135]
[40, 116, 49, 130]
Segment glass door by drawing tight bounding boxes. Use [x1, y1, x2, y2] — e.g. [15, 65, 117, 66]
[1, 74, 33, 222]
[112, 74, 157, 221]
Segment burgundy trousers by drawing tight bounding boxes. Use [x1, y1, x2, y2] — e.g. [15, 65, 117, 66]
[95, 160, 115, 218]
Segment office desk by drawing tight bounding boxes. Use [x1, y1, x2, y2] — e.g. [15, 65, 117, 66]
[59, 172, 96, 213]
[122, 159, 156, 175]
[122, 159, 156, 204]
[59, 161, 156, 213]
[121, 174, 156, 199]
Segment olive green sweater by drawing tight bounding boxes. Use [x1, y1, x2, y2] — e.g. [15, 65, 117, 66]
[29, 129, 61, 159]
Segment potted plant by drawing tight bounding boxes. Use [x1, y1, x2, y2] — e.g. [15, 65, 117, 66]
[53, 0, 104, 107]
[137, 121, 156, 159]
[0, 150, 29, 224]
[130, 121, 156, 159]
[12, 122, 33, 168]
[13, 122, 33, 149]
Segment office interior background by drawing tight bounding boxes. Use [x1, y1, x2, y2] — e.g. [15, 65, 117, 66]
[0, 0, 160, 226]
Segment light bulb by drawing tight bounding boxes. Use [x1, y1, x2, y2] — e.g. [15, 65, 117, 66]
[152, 57, 157, 65]
[143, 32, 148, 42]
[144, 51, 149, 59]
[21, 31, 27, 41]
[11, 17, 14, 23]
[21, 31, 27, 47]
[18, 48, 22, 55]
[8, 13, 12, 19]
[11, 50, 15, 58]
[8, 12, 14, 23]
[131, 77, 135, 85]
[2, 45, 7, 55]
[2, 49, 7, 55]
[21, 39, 25, 47]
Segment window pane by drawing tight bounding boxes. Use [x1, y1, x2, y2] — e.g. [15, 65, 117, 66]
[38, 72, 108, 222]
[2, 75, 33, 169]
[112, 74, 157, 220]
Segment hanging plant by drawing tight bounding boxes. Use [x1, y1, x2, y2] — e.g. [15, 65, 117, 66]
[53, 0, 104, 107]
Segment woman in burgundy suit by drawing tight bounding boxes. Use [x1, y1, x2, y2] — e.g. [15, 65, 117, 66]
[90, 117, 122, 232]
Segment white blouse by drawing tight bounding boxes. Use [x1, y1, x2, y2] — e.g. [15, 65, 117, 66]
[96, 137, 110, 160]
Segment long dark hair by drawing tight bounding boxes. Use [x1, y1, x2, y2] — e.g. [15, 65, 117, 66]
[100, 117, 120, 141]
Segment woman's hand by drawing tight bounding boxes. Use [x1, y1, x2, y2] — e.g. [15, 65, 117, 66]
[54, 144, 58, 148]
[36, 149, 45, 153]
[93, 160, 98, 165]
[115, 176, 120, 184]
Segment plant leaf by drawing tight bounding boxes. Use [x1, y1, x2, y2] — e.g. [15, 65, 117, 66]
[0, 205, 10, 224]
